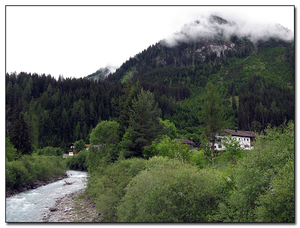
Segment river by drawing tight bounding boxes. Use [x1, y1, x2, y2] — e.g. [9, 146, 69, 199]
[6, 170, 88, 223]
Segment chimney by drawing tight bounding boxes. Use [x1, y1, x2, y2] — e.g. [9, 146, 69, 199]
[235, 127, 237, 132]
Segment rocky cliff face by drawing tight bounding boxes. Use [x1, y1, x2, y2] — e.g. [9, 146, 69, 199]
[156, 36, 254, 68]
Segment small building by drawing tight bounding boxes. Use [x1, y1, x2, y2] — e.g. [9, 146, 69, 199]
[67, 143, 79, 155]
[176, 139, 195, 150]
[85, 144, 90, 150]
[214, 128, 255, 151]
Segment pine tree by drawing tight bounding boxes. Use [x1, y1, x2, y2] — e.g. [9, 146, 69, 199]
[126, 88, 163, 157]
[200, 82, 226, 170]
[10, 112, 32, 155]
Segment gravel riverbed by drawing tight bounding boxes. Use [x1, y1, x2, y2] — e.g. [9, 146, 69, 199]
[43, 189, 103, 222]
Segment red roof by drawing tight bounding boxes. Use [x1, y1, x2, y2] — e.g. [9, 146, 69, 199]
[223, 129, 255, 138]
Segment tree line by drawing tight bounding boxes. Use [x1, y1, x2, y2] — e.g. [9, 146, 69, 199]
[5, 72, 190, 153]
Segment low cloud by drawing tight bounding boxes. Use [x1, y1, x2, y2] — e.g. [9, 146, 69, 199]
[163, 14, 294, 47]
[105, 64, 118, 75]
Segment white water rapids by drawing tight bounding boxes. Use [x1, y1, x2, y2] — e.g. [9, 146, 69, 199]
[6, 170, 88, 222]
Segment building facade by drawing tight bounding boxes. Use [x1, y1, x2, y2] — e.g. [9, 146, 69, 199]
[214, 128, 255, 151]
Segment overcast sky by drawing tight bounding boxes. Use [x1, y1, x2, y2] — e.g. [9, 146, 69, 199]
[6, 5, 295, 79]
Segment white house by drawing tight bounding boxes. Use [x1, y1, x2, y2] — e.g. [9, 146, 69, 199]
[214, 128, 255, 151]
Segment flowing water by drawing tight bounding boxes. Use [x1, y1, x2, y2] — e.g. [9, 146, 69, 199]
[6, 170, 88, 223]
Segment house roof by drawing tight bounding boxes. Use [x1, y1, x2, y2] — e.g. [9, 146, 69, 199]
[223, 129, 255, 138]
[176, 139, 195, 145]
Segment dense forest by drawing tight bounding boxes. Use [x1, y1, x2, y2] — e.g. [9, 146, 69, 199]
[6, 15, 294, 222]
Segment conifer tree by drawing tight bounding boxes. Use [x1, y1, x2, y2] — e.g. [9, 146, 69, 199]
[126, 88, 163, 157]
[10, 113, 32, 155]
[200, 82, 226, 170]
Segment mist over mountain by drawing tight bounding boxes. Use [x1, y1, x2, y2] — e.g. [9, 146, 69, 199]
[86, 14, 293, 80]
[86, 65, 118, 81]
[163, 15, 294, 47]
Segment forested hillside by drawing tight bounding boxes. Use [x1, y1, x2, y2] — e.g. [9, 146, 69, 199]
[5, 72, 190, 152]
[6, 15, 294, 152]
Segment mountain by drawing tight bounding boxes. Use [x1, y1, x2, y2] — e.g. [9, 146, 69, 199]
[104, 14, 294, 134]
[6, 15, 294, 150]
[106, 15, 294, 88]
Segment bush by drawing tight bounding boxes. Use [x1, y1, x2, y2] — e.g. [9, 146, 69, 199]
[6, 137, 20, 161]
[254, 157, 294, 222]
[66, 150, 88, 171]
[190, 149, 208, 169]
[85, 157, 147, 222]
[213, 121, 294, 222]
[143, 135, 192, 162]
[117, 157, 226, 222]
[6, 155, 67, 190]
[6, 160, 29, 189]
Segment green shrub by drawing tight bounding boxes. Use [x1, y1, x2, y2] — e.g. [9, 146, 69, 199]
[6, 137, 20, 161]
[190, 149, 207, 169]
[254, 157, 294, 222]
[85, 157, 147, 222]
[6, 160, 29, 189]
[66, 150, 88, 171]
[117, 157, 226, 222]
[213, 121, 294, 222]
[6, 155, 67, 190]
[143, 135, 192, 162]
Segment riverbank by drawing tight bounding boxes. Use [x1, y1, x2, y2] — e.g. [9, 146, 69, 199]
[6, 173, 69, 198]
[42, 189, 103, 222]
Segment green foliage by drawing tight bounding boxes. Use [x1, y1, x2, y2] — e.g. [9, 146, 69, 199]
[190, 149, 207, 169]
[200, 82, 226, 137]
[6, 160, 29, 189]
[6, 155, 67, 190]
[66, 150, 88, 171]
[85, 144, 117, 174]
[238, 75, 294, 131]
[74, 139, 86, 152]
[213, 121, 294, 222]
[36, 146, 63, 156]
[222, 136, 244, 165]
[85, 158, 147, 222]
[125, 89, 163, 157]
[254, 157, 294, 222]
[142, 135, 191, 162]
[86, 120, 121, 172]
[90, 120, 120, 145]
[200, 82, 226, 169]
[6, 137, 20, 162]
[10, 112, 32, 155]
[117, 157, 226, 222]
[159, 118, 178, 139]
